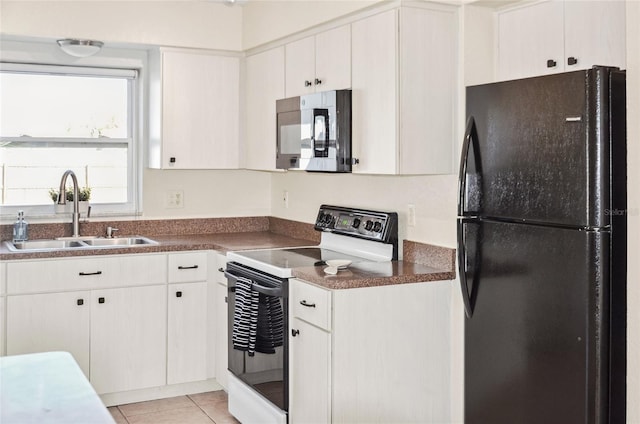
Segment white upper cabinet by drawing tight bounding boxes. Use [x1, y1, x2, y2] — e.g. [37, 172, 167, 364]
[563, 0, 626, 71]
[497, 0, 626, 81]
[243, 47, 285, 171]
[149, 48, 240, 169]
[351, 5, 458, 175]
[285, 25, 351, 97]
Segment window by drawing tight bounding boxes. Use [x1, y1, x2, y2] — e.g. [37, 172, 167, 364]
[0, 62, 139, 216]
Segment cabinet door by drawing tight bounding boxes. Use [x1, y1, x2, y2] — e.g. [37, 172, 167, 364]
[161, 51, 240, 169]
[564, 0, 626, 71]
[215, 281, 229, 389]
[285, 36, 316, 97]
[289, 317, 331, 424]
[314, 25, 351, 93]
[90, 285, 167, 394]
[244, 47, 285, 171]
[497, 1, 564, 81]
[167, 282, 208, 385]
[6, 291, 91, 377]
[399, 6, 456, 175]
[351, 10, 398, 174]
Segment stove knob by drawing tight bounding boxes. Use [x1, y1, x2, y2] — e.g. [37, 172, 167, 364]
[352, 218, 361, 229]
[373, 222, 382, 232]
[365, 220, 373, 231]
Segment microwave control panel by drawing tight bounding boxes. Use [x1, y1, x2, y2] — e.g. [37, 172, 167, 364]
[314, 205, 398, 244]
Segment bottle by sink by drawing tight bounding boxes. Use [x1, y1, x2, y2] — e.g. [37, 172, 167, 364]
[12, 211, 29, 242]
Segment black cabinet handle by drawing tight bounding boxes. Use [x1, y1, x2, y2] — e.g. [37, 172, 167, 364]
[300, 300, 316, 308]
[304, 80, 312, 87]
[77, 299, 84, 306]
[314, 78, 322, 85]
[224, 296, 228, 304]
[79, 271, 102, 276]
[169, 157, 176, 163]
[98, 297, 105, 304]
[546, 59, 557, 68]
[567, 56, 578, 66]
[178, 265, 198, 270]
[218, 267, 224, 273]
[176, 291, 183, 298]
[291, 329, 300, 337]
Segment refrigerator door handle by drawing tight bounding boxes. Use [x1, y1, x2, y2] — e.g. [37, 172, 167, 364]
[458, 116, 478, 216]
[457, 218, 474, 318]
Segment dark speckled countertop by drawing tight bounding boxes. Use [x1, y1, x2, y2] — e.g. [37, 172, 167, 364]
[0, 217, 456, 288]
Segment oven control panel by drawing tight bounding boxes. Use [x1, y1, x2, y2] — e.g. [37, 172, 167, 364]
[314, 205, 398, 244]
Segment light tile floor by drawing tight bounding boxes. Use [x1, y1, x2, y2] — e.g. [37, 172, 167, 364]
[109, 391, 239, 424]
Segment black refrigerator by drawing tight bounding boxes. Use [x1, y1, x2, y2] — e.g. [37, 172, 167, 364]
[457, 66, 627, 424]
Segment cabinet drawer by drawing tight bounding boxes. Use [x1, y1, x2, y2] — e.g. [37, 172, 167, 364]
[168, 252, 208, 283]
[290, 279, 331, 331]
[7, 254, 168, 294]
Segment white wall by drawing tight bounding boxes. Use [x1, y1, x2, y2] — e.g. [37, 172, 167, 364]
[142, 169, 271, 218]
[242, 0, 378, 49]
[272, 171, 459, 246]
[0, 1, 243, 51]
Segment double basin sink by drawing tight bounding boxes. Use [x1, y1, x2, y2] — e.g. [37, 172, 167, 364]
[4, 236, 158, 252]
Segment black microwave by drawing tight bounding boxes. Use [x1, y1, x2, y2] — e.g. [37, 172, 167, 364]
[276, 89, 352, 172]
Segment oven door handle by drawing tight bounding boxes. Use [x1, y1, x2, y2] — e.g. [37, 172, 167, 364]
[252, 282, 282, 297]
[224, 270, 283, 297]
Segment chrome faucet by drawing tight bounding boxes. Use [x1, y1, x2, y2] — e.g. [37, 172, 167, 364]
[58, 170, 81, 238]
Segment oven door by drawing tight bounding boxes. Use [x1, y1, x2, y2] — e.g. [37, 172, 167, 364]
[225, 262, 289, 419]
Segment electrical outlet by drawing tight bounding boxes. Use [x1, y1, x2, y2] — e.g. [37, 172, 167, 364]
[166, 190, 184, 209]
[408, 204, 416, 227]
[283, 190, 289, 209]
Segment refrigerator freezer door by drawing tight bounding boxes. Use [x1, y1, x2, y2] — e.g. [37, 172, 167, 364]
[462, 68, 616, 228]
[461, 219, 609, 424]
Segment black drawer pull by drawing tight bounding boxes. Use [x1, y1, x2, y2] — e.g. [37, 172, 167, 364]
[567, 56, 578, 66]
[300, 300, 316, 308]
[218, 267, 224, 273]
[176, 291, 183, 298]
[79, 271, 102, 276]
[292, 329, 300, 337]
[546, 59, 557, 68]
[98, 297, 105, 304]
[77, 299, 84, 306]
[178, 265, 198, 270]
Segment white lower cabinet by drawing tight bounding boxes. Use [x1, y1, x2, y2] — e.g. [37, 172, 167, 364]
[289, 317, 331, 424]
[167, 252, 210, 385]
[90, 285, 167, 394]
[4, 251, 219, 398]
[6, 290, 91, 376]
[167, 281, 208, 385]
[289, 278, 452, 423]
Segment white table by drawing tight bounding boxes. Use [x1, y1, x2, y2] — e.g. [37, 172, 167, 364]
[0, 351, 115, 424]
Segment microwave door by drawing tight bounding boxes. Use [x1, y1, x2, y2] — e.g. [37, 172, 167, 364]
[276, 109, 302, 170]
[312, 108, 330, 158]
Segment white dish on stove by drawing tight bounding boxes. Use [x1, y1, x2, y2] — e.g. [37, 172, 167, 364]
[325, 259, 352, 269]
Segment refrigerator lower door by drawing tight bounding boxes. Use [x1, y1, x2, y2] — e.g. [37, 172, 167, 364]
[462, 219, 609, 424]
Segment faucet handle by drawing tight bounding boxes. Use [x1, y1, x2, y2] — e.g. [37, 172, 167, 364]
[106, 227, 119, 238]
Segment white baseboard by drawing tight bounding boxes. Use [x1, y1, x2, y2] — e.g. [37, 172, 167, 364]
[100, 379, 224, 407]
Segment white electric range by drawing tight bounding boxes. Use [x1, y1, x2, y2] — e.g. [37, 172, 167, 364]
[224, 205, 398, 424]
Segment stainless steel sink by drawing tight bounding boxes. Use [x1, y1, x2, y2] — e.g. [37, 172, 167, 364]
[3, 236, 158, 252]
[82, 236, 158, 247]
[6, 239, 87, 251]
